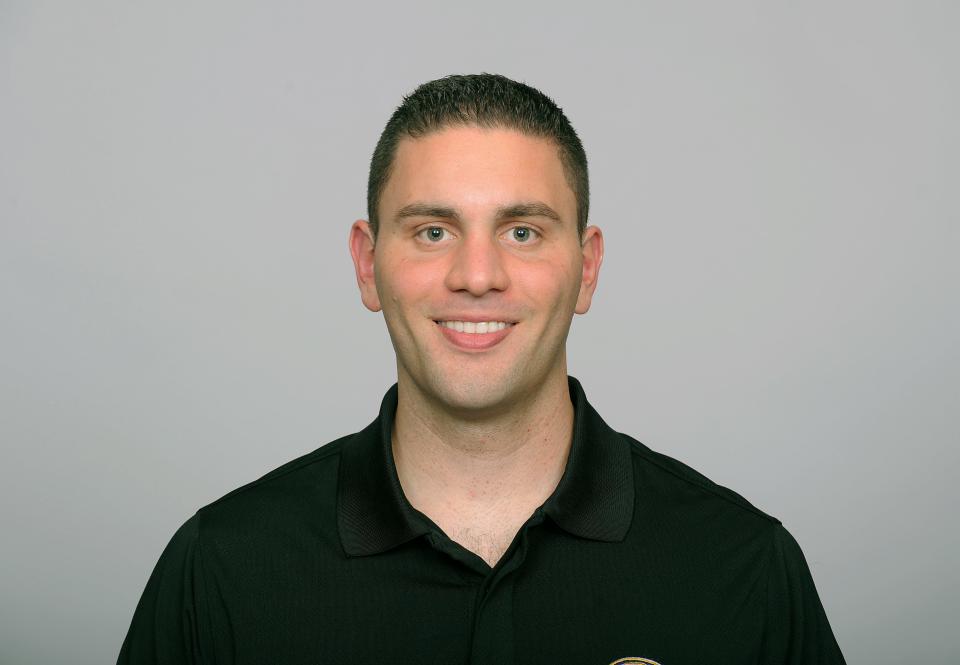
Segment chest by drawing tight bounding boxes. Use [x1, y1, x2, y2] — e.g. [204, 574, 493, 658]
[201, 526, 769, 665]
[427, 504, 538, 568]
[444, 524, 517, 567]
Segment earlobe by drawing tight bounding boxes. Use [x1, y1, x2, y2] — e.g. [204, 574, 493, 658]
[349, 220, 382, 312]
[575, 226, 604, 315]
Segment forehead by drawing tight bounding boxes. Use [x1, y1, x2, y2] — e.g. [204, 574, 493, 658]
[382, 126, 576, 218]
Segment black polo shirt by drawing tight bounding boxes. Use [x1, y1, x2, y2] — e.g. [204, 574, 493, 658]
[118, 376, 845, 664]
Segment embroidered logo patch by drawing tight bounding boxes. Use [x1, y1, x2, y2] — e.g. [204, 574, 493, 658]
[608, 659, 662, 665]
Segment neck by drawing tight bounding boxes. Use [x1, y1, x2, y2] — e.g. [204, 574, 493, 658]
[391, 371, 575, 522]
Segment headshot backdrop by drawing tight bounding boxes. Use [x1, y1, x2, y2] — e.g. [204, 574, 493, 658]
[1, 1, 957, 663]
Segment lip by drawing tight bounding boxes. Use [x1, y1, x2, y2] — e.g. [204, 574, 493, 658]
[433, 316, 519, 324]
[434, 320, 515, 351]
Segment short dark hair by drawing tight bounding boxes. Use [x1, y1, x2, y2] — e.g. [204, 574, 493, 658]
[367, 73, 589, 239]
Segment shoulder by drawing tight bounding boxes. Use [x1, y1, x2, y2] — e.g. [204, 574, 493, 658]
[621, 431, 782, 530]
[194, 433, 352, 538]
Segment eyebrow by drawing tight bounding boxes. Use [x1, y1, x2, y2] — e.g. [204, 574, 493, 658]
[496, 202, 562, 222]
[394, 201, 562, 224]
[395, 203, 459, 221]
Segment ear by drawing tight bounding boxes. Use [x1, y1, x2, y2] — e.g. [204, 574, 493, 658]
[575, 225, 604, 315]
[349, 220, 381, 312]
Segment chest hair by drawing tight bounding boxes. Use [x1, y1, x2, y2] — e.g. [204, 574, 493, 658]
[445, 523, 523, 568]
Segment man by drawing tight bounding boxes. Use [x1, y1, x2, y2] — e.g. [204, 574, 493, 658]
[119, 74, 845, 664]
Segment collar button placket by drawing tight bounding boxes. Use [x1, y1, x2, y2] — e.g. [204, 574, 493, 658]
[468, 511, 543, 665]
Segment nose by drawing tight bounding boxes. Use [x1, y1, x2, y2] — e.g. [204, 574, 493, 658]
[443, 232, 510, 296]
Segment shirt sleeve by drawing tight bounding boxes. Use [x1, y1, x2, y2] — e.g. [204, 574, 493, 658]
[117, 513, 211, 665]
[761, 523, 846, 664]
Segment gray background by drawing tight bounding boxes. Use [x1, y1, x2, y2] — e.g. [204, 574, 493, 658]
[1, 1, 957, 663]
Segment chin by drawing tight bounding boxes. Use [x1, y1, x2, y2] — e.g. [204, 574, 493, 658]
[423, 371, 512, 410]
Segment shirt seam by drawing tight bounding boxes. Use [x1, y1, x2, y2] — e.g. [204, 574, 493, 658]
[195, 512, 218, 665]
[202, 435, 351, 511]
[624, 436, 782, 525]
[760, 522, 781, 663]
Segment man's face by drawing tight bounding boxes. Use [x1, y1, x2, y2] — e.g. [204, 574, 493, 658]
[350, 126, 603, 414]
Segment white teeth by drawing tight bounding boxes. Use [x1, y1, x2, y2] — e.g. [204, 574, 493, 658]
[438, 321, 512, 334]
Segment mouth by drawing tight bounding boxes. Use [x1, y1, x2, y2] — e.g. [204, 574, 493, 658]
[433, 320, 515, 333]
[432, 319, 517, 351]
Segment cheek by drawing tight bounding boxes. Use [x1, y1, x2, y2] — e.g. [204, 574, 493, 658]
[378, 257, 437, 310]
[512, 257, 581, 306]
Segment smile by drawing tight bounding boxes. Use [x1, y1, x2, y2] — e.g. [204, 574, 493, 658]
[435, 320, 514, 334]
[433, 320, 516, 350]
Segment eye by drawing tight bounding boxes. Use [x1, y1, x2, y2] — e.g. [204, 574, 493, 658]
[416, 226, 452, 243]
[506, 226, 539, 244]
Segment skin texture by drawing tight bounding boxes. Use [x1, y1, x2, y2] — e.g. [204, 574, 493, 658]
[349, 126, 603, 567]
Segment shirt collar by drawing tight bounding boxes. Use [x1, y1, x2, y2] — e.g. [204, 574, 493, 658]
[337, 375, 635, 557]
